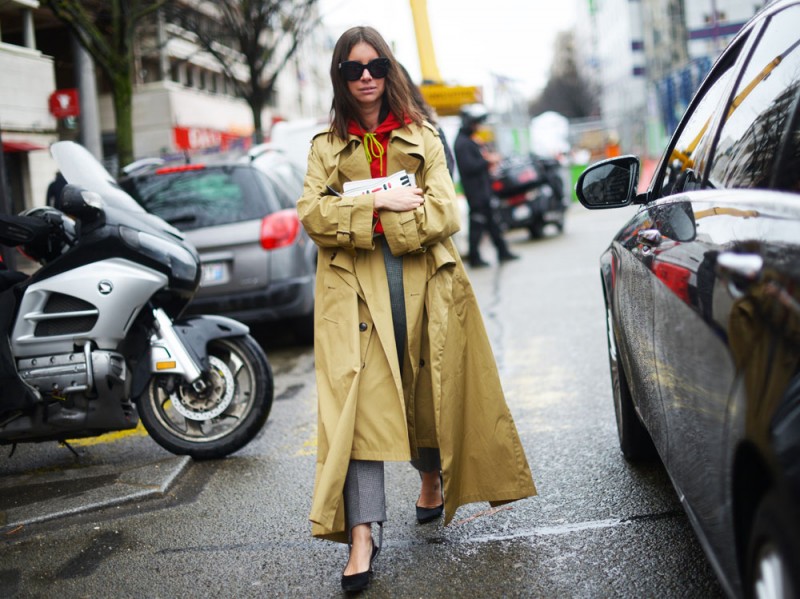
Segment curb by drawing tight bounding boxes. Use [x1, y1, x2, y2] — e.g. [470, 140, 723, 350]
[0, 455, 190, 531]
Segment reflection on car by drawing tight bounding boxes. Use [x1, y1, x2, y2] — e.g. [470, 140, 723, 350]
[120, 151, 315, 343]
[576, 2, 800, 597]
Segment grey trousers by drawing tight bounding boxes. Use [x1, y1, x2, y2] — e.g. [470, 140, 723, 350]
[343, 239, 441, 529]
[344, 448, 442, 529]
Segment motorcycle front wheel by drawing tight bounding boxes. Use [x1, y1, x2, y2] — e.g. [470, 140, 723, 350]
[137, 335, 273, 459]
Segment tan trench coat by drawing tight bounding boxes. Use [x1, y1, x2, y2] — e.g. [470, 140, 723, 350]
[297, 121, 536, 543]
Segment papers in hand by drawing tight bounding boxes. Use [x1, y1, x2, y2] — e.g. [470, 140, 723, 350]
[343, 170, 416, 196]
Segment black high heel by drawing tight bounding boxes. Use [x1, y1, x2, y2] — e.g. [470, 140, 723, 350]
[416, 472, 444, 524]
[341, 524, 382, 593]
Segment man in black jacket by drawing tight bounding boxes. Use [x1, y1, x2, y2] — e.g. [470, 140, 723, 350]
[453, 104, 518, 267]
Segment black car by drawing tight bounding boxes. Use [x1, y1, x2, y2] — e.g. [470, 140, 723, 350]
[576, 1, 800, 597]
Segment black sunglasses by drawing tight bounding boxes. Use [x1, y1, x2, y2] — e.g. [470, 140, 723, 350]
[338, 58, 391, 81]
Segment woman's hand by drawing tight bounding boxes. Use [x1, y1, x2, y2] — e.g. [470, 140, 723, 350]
[373, 186, 424, 212]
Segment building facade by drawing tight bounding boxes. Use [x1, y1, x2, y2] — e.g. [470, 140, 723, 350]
[100, 1, 332, 166]
[651, 0, 768, 142]
[573, 0, 649, 157]
[579, 0, 771, 158]
[0, 0, 58, 215]
[0, 0, 332, 214]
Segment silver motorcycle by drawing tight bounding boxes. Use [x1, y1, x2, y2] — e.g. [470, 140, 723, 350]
[0, 141, 273, 459]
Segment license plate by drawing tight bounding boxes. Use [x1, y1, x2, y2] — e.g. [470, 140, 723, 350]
[512, 204, 532, 221]
[201, 262, 227, 286]
[544, 210, 563, 222]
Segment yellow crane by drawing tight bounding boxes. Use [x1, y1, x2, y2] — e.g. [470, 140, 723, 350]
[409, 0, 481, 115]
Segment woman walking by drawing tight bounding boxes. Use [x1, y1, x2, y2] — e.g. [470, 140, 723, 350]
[297, 26, 536, 593]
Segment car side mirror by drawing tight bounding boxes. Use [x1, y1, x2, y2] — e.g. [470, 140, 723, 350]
[58, 184, 105, 224]
[576, 155, 640, 209]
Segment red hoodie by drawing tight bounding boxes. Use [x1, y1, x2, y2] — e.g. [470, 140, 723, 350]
[347, 111, 406, 233]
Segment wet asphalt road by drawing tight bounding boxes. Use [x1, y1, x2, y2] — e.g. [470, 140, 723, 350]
[0, 205, 723, 598]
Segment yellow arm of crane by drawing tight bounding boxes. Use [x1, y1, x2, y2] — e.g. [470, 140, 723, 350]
[410, 0, 442, 83]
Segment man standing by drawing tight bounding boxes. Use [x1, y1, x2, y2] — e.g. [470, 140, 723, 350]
[46, 172, 66, 207]
[453, 104, 518, 267]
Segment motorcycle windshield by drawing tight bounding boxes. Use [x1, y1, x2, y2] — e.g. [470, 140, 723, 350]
[51, 141, 147, 214]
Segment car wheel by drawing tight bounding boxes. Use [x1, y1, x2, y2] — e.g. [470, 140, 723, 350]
[606, 304, 655, 460]
[746, 491, 800, 599]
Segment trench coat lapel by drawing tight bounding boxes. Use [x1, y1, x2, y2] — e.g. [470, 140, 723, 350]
[336, 143, 371, 188]
[390, 127, 423, 176]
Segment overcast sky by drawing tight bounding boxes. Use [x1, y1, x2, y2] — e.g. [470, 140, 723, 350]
[317, 0, 579, 101]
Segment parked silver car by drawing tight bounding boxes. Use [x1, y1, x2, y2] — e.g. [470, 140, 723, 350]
[120, 152, 315, 343]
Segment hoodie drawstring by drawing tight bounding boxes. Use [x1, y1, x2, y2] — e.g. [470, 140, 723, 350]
[362, 132, 385, 176]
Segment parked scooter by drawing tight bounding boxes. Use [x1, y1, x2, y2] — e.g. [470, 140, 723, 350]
[491, 153, 567, 239]
[0, 141, 273, 459]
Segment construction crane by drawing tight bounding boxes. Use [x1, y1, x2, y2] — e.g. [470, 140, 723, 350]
[409, 0, 481, 115]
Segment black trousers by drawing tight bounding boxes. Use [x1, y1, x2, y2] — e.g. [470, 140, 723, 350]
[468, 203, 511, 262]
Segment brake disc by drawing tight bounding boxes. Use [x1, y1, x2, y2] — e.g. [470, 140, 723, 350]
[171, 355, 235, 421]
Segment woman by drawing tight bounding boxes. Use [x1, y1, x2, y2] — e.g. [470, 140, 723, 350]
[298, 26, 536, 593]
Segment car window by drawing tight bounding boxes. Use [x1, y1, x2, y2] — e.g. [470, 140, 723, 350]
[707, 5, 800, 191]
[773, 99, 800, 192]
[123, 166, 279, 231]
[660, 54, 740, 197]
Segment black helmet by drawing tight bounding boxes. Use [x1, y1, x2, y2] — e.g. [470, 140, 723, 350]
[460, 103, 489, 128]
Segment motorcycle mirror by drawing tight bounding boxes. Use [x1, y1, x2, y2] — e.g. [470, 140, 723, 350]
[59, 184, 104, 223]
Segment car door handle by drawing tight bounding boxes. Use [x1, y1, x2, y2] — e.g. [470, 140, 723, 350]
[716, 252, 763, 279]
[716, 252, 763, 293]
[637, 229, 662, 247]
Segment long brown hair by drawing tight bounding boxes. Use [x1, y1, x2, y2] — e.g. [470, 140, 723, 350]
[329, 26, 423, 139]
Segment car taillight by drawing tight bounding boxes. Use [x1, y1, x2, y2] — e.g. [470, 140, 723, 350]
[260, 209, 300, 250]
[491, 180, 503, 192]
[653, 261, 691, 304]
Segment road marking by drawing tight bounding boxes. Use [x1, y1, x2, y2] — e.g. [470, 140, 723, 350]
[296, 432, 317, 456]
[66, 421, 148, 447]
[464, 510, 682, 542]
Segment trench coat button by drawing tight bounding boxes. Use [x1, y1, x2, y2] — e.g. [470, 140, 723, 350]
[419, 359, 425, 367]
[359, 322, 368, 332]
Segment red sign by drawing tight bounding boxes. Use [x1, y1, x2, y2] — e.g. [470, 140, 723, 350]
[173, 126, 252, 152]
[48, 89, 80, 118]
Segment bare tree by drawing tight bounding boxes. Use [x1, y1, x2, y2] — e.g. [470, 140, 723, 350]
[44, 0, 171, 172]
[171, 0, 320, 144]
[530, 31, 598, 120]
